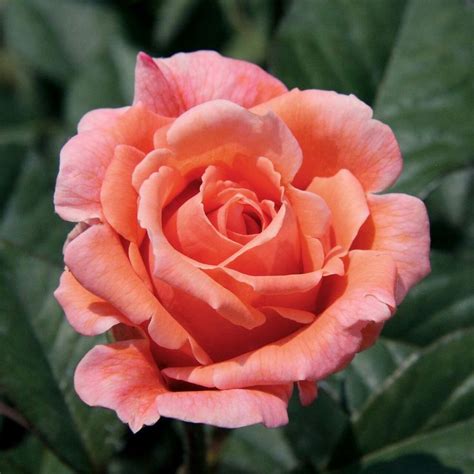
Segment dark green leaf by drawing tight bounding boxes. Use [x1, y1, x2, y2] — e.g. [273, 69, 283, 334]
[220, 0, 274, 64]
[350, 330, 474, 467]
[343, 339, 416, 416]
[218, 423, 297, 473]
[375, 0, 473, 195]
[66, 37, 136, 126]
[0, 149, 124, 470]
[5, 0, 121, 83]
[426, 167, 474, 259]
[271, 0, 406, 104]
[0, 250, 93, 473]
[284, 388, 350, 471]
[154, 0, 199, 48]
[345, 418, 474, 474]
[384, 252, 474, 346]
[65, 56, 127, 127]
[5, 0, 71, 81]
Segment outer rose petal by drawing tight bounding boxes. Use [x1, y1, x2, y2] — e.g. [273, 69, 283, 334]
[297, 380, 318, 406]
[75, 340, 165, 433]
[54, 130, 116, 222]
[353, 193, 431, 303]
[55, 271, 127, 336]
[163, 250, 397, 389]
[157, 385, 291, 428]
[252, 89, 402, 192]
[64, 223, 210, 363]
[307, 169, 369, 251]
[134, 51, 287, 117]
[78, 107, 129, 133]
[55, 104, 169, 222]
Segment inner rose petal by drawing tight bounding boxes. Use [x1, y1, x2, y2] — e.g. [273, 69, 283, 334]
[138, 167, 266, 329]
[163, 192, 241, 265]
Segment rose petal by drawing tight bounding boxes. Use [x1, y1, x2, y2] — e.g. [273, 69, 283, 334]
[164, 193, 241, 264]
[220, 203, 301, 276]
[297, 380, 318, 406]
[353, 193, 431, 303]
[252, 89, 402, 192]
[163, 250, 397, 388]
[138, 168, 266, 329]
[55, 104, 170, 222]
[78, 107, 129, 133]
[209, 267, 323, 296]
[149, 277, 308, 362]
[64, 223, 209, 361]
[128, 242, 154, 292]
[54, 129, 116, 221]
[75, 340, 165, 433]
[157, 385, 291, 428]
[307, 169, 369, 251]
[54, 271, 127, 336]
[166, 100, 302, 183]
[286, 185, 331, 240]
[263, 307, 316, 325]
[101, 145, 146, 243]
[134, 51, 287, 117]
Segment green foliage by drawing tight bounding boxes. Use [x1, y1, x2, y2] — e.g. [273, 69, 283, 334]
[0, 0, 472, 472]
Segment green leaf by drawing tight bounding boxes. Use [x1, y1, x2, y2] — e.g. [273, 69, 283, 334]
[5, 0, 121, 83]
[0, 150, 124, 470]
[65, 38, 137, 126]
[284, 388, 350, 471]
[384, 252, 474, 346]
[426, 167, 474, 259]
[374, 0, 473, 196]
[0, 51, 48, 209]
[65, 55, 126, 127]
[271, 0, 407, 104]
[0, 433, 73, 474]
[0, 251, 93, 473]
[219, 0, 274, 64]
[4, 0, 71, 81]
[218, 424, 298, 473]
[0, 151, 70, 263]
[272, 0, 473, 196]
[154, 0, 199, 48]
[345, 419, 474, 474]
[341, 330, 474, 471]
[343, 339, 416, 416]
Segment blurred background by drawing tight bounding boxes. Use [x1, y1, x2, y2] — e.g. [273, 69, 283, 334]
[0, 0, 472, 473]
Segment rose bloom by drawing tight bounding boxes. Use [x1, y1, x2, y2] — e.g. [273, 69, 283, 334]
[54, 51, 430, 431]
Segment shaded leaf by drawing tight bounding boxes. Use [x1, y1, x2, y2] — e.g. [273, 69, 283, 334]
[220, 0, 274, 64]
[375, 0, 473, 195]
[343, 339, 416, 416]
[384, 252, 474, 346]
[218, 423, 297, 473]
[344, 418, 474, 474]
[351, 330, 474, 463]
[5, 0, 121, 83]
[0, 250, 93, 473]
[271, 0, 406, 104]
[426, 167, 474, 259]
[154, 0, 199, 48]
[0, 149, 124, 469]
[284, 388, 350, 471]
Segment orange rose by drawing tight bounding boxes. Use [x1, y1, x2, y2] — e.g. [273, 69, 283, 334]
[54, 51, 430, 431]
